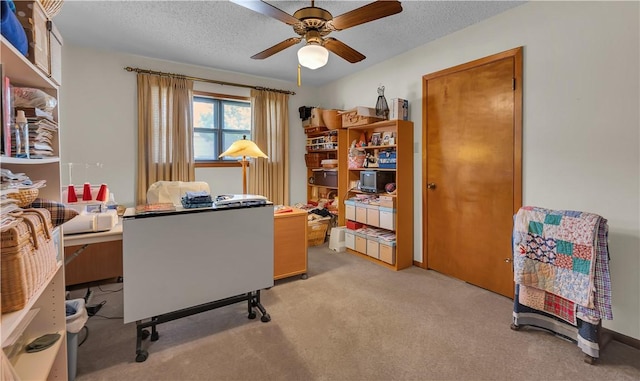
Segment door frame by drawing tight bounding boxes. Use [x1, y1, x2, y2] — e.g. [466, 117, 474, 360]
[419, 47, 523, 269]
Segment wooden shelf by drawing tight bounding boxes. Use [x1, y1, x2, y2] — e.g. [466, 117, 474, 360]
[340, 120, 413, 270]
[0, 156, 60, 164]
[2, 33, 67, 380]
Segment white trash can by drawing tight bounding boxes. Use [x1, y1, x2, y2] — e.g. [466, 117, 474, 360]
[329, 227, 346, 252]
[65, 298, 88, 381]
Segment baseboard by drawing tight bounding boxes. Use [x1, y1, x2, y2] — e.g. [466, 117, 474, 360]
[603, 328, 640, 350]
[409, 262, 639, 350]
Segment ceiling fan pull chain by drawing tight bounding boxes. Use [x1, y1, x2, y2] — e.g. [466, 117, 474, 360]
[297, 64, 302, 87]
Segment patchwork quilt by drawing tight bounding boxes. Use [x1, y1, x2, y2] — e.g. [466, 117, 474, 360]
[513, 206, 612, 323]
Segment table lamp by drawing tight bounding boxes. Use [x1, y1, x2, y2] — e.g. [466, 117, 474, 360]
[219, 135, 268, 194]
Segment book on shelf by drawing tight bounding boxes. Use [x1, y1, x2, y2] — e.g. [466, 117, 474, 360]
[2, 70, 12, 157]
[135, 203, 176, 214]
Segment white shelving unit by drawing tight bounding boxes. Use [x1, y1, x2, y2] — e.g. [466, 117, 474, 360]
[1, 36, 67, 380]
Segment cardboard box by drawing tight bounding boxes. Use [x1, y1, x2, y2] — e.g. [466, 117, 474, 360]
[340, 107, 384, 127]
[366, 236, 379, 259]
[379, 240, 396, 265]
[366, 205, 380, 227]
[15, 1, 49, 75]
[379, 195, 396, 208]
[389, 98, 408, 120]
[310, 108, 324, 127]
[355, 233, 367, 254]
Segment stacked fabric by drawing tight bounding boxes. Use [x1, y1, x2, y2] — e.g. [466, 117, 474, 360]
[26, 116, 58, 158]
[181, 191, 212, 209]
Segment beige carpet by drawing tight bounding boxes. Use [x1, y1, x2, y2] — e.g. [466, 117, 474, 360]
[70, 244, 639, 381]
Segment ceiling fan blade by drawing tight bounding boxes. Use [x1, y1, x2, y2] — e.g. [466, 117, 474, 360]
[324, 38, 366, 63]
[251, 37, 302, 59]
[329, 0, 402, 31]
[230, 0, 299, 25]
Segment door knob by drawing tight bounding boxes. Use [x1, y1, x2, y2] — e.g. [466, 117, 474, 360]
[427, 183, 436, 190]
[504, 258, 512, 263]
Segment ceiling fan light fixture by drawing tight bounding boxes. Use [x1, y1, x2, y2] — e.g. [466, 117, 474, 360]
[298, 43, 329, 70]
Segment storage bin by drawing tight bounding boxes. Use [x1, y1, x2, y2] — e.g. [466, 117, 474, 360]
[310, 108, 324, 127]
[379, 240, 396, 265]
[379, 195, 396, 208]
[346, 220, 363, 230]
[14, 1, 49, 74]
[312, 169, 338, 187]
[355, 202, 367, 224]
[378, 150, 397, 169]
[344, 199, 355, 220]
[345, 229, 355, 250]
[379, 207, 396, 231]
[366, 236, 380, 259]
[366, 204, 380, 227]
[354, 232, 367, 254]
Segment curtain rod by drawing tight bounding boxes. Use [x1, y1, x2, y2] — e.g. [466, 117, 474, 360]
[124, 67, 296, 95]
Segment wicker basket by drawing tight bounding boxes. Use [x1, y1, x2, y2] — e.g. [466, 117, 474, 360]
[305, 152, 328, 168]
[1, 208, 56, 313]
[38, 0, 64, 17]
[322, 109, 343, 130]
[348, 155, 366, 169]
[7, 188, 39, 207]
[308, 218, 330, 246]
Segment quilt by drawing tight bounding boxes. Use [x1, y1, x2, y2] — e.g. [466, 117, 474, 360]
[513, 206, 601, 309]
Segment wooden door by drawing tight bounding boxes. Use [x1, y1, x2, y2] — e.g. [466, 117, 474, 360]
[422, 48, 522, 298]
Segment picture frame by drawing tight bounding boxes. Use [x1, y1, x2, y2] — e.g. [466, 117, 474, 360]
[370, 132, 382, 146]
[382, 131, 394, 145]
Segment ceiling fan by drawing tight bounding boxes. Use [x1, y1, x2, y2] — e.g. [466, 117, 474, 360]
[231, 0, 403, 70]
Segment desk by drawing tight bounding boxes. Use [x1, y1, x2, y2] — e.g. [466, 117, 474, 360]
[274, 208, 308, 280]
[63, 221, 123, 286]
[122, 204, 274, 362]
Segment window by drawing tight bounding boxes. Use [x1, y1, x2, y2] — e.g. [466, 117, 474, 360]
[193, 93, 251, 162]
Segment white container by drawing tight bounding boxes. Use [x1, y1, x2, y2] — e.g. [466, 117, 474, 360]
[345, 200, 356, 221]
[355, 202, 367, 224]
[366, 236, 380, 259]
[329, 227, 346, 252]
[366, 204, 380, 227]
[379, 207, 396, 231]
[345, 229, 355, 250]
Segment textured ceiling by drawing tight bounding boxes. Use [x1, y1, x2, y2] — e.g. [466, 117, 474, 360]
[53, 1, 525, 86]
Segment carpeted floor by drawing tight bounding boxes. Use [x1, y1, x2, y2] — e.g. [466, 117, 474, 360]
[70, 244, 640, 380]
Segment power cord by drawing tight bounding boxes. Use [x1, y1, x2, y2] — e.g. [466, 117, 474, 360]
[86, 300, 107, 317]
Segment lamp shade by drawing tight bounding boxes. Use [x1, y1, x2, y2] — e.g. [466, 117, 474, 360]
[219, 136, 268, 159]
[298, 44, 329, 70]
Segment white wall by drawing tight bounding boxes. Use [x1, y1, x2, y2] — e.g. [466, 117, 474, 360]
[318, 1, 639, 339]
[60, 47, 316, 207]
[61, 1, 639, 339]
